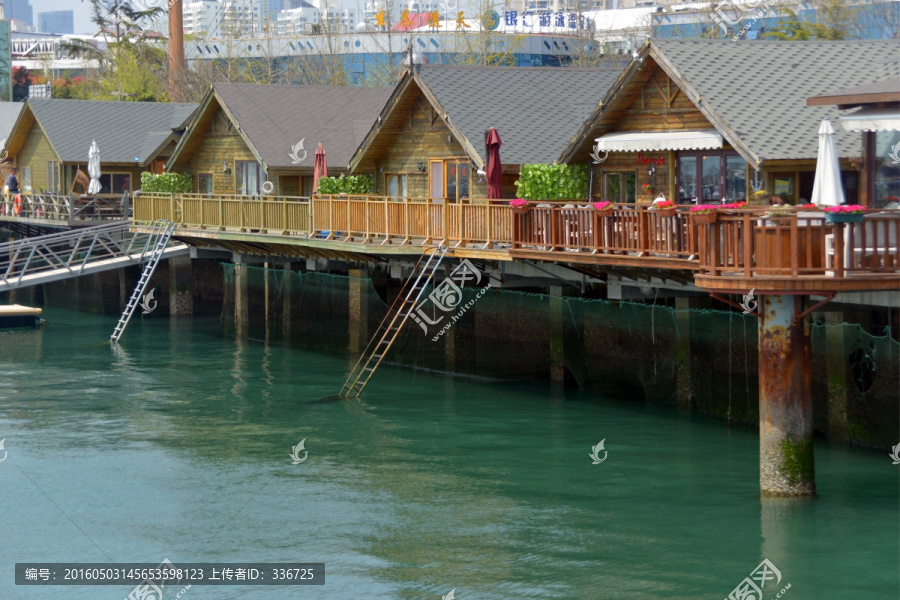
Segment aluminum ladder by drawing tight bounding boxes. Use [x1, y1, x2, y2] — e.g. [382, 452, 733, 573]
[110, 220, 177, 344]
[339, 246, 448, 399]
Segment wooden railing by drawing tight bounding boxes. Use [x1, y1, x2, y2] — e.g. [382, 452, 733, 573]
[696, 210, 900, 279]
[0, 191, 128, 222]
[512, 204, 697, 257]
[311, 195, 515, 247]
[134, 192, 310, 235]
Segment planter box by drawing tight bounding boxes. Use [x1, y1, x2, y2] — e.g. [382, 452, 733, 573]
[824, 212, 864, 224]
[691, 211, 718, 225]
[511, 205, 529, 215]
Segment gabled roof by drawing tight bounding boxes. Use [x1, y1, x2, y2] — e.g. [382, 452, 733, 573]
[352, 64, 624, 171]
[561, 39, 900, 167]
[0, 102, 24, 144]
[168, 83, 393, 172]
[10, 99, 196, 165]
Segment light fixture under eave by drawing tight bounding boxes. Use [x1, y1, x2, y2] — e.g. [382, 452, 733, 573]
[416, 159, 426, 172]
[223, 161, 232, 175]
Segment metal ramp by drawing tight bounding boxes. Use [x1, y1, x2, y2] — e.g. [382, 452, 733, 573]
[339, 246, 448, 399]
[110, 220, 177, 343]
[0, 221, 188, 293]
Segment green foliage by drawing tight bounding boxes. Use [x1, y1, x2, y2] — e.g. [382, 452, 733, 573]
[316, 174, 375, 195]
[761, 1, 858, 40]
[514, 164, 589, 200]
[141, 172, 192, 193]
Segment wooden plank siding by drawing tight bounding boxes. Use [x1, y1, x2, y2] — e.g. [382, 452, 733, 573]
[16, 123, 59, 193]
[361, 87, 518, 200]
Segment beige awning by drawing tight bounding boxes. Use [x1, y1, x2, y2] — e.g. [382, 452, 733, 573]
[839, 108, 900, 132]
[593, 130, 723, 152]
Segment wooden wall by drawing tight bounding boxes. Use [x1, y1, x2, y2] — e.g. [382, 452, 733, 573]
[370, 89, 518, 199]
[615, 66, 713, 133]
[182, 107, 258, 195]
[16, 123, 58, 192]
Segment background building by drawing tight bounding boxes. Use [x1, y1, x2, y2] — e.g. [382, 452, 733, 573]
[38, 10, 74, 35]
[5, 0, 33, 27]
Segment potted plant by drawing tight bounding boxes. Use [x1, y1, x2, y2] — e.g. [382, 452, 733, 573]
[591, 200, 613, 215]
[649, 199, 676, 218]
[822, 204, 867, 224]
[641, 183, 654, 196]
[509, 198, 529, 215]
[752, 189, 769, 205]
[690, 204, 719, 224]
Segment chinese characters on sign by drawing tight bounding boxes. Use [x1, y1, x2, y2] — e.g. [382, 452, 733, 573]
[501, 10, 594, 30]
[725, 559, 790, 600]
[409, 259, 491, 341]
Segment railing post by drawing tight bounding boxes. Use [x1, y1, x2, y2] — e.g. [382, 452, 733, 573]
[442, 199, 449, 246]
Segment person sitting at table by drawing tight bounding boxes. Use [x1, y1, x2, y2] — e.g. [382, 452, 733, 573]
[769, 195, 785, 206]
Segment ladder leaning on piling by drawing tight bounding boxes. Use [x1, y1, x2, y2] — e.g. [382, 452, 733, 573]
[110, 220, 177, 344]
[339, 246, 449, 399]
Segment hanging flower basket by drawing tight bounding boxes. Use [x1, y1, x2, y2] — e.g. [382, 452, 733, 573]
[824, 212, 864, 224]
[690, 211, 718, 225]
[591, 201, 613, 215]
[655, 207, 677, 218]
[509, 199, 529, 215]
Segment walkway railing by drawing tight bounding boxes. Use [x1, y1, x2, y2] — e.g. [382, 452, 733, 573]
[135, 192, 310, 235]
[0, 191, 128, 223]
[695, 209, 900, 280]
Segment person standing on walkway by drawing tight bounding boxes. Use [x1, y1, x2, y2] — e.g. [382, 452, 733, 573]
[6, 167, 19, 195]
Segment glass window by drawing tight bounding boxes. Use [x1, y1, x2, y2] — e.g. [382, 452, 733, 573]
[235, 161, 263, 195]
[624, 172, 636, 202]
[605, 173, 621, 201]
[47, 161, 58, 193]
[701, 155, 721, 201]
[874, 130, 900, 208]
[199, 173, 213, 195]
[456, 163, 470, 201]
[21, 167, 31, 190]
[446, 163, 458, 202]
[97, 173, 131, 194]
[678, 156, 697, 202]
[430, 161, 443, 199]
[387, 174, 407, 200]
[725, 155, 747, 201]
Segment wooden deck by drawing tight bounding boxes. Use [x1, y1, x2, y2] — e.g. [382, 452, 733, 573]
[133, 193, 900, 293]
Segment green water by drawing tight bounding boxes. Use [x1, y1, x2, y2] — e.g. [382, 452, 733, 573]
[0, 308, 897, 599]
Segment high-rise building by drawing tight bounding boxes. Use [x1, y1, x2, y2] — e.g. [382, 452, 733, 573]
[37, 10, 74, 35]
[6, 0, 34, 27]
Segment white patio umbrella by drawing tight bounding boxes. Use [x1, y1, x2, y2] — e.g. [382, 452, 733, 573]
[87, 140, 101, 195]
[810, 118, 844, 207]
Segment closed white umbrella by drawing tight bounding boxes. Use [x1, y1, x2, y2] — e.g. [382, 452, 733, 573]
[87, 140, 101, 195]
[810, 118, 845, 207]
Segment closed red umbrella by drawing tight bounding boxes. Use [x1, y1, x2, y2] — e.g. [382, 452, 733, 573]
[485, 128, 502, 200]
[313, 143, 328, 194]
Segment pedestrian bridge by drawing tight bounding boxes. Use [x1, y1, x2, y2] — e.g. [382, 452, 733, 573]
[0, 221, 189, 292]
[133, 192, 900, 295]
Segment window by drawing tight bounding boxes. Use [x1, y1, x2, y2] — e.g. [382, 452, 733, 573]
[430, 160, 443, 200]
[386, 174, 407, 200]
[677, 151, 747, 203]
[874, 130, 900, 208]
[235, 161, 263, 195]
[604, 172, 636, 202]
[97, 173, 131, 195]
[428, 159, 470, 202]
[47, 161, 59, 193]
[21, 167, 31, 190]
[199, 173, 213, 195]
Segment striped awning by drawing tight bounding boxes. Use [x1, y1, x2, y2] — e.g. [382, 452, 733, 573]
[593, 130, 723, 152]
[839, 108, 900, 132]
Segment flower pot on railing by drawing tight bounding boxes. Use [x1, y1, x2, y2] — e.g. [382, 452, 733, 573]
[651, 207, 677, 218]
[591, 201, 613, 216]
[509, 199, 529, 215]
[690, 211, 718, 225]
[824, 212, 864, 224]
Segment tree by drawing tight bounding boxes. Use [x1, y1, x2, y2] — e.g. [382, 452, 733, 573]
[12, 66, 33, 101]
[762, 0, 859, 40]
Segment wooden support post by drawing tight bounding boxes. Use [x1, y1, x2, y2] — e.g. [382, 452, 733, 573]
[348, 268, 369, 355]
[759, 294, 815, 496]
[549, 285, 566, 385]
[234, 261, 249, 339]
[674, 296, 693, 407]
[168, 255, 193, 317]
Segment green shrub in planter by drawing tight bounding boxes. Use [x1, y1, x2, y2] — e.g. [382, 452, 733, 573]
[140, 172, 192, 193]
[513, 164, 588, 200]
[316, 174, 375, 195]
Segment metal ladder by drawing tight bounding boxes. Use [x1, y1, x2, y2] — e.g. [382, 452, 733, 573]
[110, 220, 177, 344]
[339, 246, 448, 399]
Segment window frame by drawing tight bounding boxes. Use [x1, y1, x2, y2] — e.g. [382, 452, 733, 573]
[386, 173, 408, 201]
[676, 150, 747, 203]
[235, 160, 264, 196]
[199, 173, 214, 195]
[428, 158, 470, 203]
